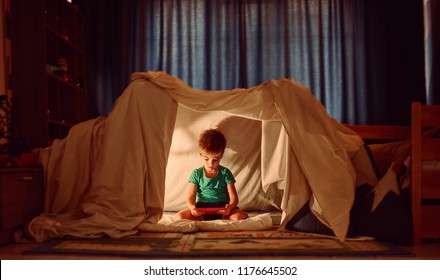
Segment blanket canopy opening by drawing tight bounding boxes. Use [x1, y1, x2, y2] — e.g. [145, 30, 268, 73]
[25, 71, 364, 243]
[164, 106, 285, 212]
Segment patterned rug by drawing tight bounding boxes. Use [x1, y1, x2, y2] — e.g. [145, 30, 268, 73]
[25, 230, 414, 258]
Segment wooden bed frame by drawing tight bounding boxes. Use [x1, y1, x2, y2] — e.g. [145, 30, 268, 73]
[411, 102, 440, 245]
[347, 102, 440, 245]
[346, 124, 410, 141]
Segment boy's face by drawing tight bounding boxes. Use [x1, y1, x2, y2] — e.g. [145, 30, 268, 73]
[200, 149, 223, 173]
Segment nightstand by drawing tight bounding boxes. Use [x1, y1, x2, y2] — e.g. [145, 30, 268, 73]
[0, 167, 44, 245]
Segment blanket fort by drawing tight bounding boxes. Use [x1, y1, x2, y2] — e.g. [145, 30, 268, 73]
[25, 71, 364, 242]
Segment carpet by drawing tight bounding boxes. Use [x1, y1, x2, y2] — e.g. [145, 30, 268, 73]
[25, 230, 414, 258]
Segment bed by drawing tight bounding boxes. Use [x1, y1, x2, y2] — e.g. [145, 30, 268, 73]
[19, 72, 439, 246]
[343, 102, 440, 246]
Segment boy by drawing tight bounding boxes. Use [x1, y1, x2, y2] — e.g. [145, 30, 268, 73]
[175, 129, 248, 221]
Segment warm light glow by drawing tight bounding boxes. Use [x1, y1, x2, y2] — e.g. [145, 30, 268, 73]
[67, 0, 72, 3]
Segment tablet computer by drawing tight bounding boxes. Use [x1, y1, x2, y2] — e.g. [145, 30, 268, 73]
[194, 207, 225, 214]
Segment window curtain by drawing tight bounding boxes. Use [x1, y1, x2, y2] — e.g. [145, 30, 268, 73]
[424, 0, 440, 104]
[83, 0, 425, 125]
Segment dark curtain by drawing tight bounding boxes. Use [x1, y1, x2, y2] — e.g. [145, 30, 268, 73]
[80, 0, 426, 125]
[425, 0, 440, 105]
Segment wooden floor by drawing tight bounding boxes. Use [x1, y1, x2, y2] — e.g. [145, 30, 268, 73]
[1, 239, 439, 260]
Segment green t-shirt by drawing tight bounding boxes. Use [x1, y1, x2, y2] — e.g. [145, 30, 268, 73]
[189, 165, 235, 203]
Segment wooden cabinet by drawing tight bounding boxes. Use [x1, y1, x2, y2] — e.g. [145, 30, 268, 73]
[11, 0, 88, 149]
[0, 168, 43, 245]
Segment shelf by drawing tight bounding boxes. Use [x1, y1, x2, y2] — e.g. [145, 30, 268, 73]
[46, 25, 85, 55]
[46, 72, 87, 92]
[48, 118, 76, 128]
[11, 0, 88, 148]
[45, 0, 88, 143]
[45, 0, 85, 51]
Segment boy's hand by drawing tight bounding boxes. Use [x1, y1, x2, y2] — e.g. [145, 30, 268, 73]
[189, 205, 203, 217]
[219, 204, 233, 216]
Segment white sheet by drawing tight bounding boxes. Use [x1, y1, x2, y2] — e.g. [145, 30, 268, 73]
[24, 71, 364, 242]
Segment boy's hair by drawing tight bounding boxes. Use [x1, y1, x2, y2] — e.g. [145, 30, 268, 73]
[199, 129, 226, 154]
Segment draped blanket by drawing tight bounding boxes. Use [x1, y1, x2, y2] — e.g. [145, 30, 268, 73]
[24, 72, 364, 242]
